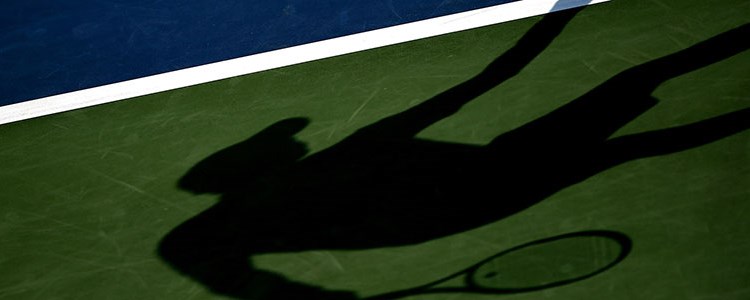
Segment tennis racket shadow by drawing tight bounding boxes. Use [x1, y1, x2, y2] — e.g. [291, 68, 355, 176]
[365, 230, 631, 300]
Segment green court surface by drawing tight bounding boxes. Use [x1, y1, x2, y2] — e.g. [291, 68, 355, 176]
[1, 0, 749, 299]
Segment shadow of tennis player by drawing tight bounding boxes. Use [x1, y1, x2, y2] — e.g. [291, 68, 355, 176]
[158, 5, 750, 299]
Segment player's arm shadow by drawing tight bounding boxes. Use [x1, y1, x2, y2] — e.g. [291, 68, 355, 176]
[480, 21, 750, 189]
[158, 5, 750, 299]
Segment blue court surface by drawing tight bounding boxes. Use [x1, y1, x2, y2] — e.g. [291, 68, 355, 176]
[2, 0, 521, 107]
[1, 0, 749, 299]
[1, 0, 603, 124]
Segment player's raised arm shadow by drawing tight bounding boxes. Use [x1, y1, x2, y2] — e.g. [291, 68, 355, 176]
[599, 22, 750, 163]
[350, 6, 585, 140]
[484, 22, 750, 178]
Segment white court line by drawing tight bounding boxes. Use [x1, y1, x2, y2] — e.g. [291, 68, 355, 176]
[0, 0, 608, 125]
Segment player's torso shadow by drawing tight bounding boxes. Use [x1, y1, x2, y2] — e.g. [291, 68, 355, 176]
[158, 6, 750, 299]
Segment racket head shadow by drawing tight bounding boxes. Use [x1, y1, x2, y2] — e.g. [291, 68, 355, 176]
[465, 230, 632, 293]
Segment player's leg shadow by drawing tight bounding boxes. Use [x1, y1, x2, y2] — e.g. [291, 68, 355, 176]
[158, 5, 750, 299]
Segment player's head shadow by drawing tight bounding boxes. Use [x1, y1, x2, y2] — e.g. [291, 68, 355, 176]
[178, 117, 310, 195]
[161, 5, 750, 299]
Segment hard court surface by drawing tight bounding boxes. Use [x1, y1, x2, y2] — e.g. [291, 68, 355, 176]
[0, 0, 748, 299]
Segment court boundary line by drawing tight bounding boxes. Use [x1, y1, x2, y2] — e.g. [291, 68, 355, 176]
[0, 0, 608, 125]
